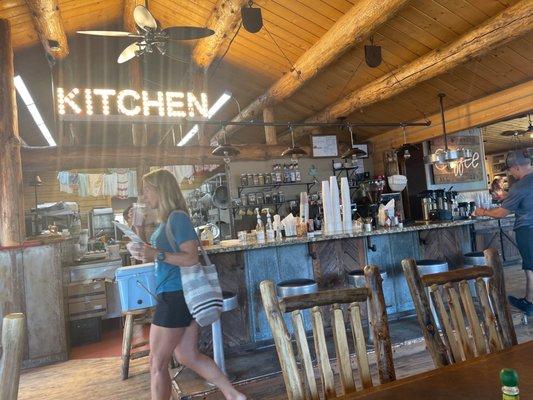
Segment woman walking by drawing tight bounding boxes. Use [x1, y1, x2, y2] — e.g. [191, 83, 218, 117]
[128, 169, 246, 400]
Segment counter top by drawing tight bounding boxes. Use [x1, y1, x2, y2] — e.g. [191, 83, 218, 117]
[203, 218, 483, 255]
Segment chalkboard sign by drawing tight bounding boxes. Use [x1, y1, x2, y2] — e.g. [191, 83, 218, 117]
[430, 133, 483, 184]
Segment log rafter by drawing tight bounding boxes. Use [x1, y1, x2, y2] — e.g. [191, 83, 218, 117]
[211, 0, 412, 143]
[24, 0, 69, 59]
[286, 0, 533, 143]
[21, 144, 310, 171]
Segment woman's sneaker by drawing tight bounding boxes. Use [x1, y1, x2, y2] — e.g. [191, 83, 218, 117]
[508, 296, 533, 316]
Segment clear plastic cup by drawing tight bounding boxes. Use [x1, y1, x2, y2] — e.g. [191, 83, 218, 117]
[131, 203, 146, 226]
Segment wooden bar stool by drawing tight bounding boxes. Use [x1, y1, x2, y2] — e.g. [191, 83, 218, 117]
[121, 308, 153, 380]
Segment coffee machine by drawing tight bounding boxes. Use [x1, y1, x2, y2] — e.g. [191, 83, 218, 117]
[418, 189, 458, 221]
[418, 190, 436, 221]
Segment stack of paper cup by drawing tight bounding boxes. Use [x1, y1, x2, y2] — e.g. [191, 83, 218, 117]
[329, 176, 343, 234]
[321, 180, 334, 235]
[340, 177, 352, 233]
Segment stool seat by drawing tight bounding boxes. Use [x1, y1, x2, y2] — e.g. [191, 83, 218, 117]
[415, 259, 449, 276]
[222, 291, 238, 312]
[276, 279, 318, 298]
[463, 252, 487, 266]
[347, 270, 387, 287]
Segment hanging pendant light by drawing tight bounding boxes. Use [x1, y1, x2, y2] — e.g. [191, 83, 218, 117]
[212, 126, 240, 164]
[424, 93, 472, 165]
[341, 125, 367, 159]
[526, 113, 533, 138]
[399, 124, 411, 160]
[281, 125, 307, 159]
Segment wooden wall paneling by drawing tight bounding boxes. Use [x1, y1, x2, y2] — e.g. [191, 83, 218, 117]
[419, 226, 472, 268]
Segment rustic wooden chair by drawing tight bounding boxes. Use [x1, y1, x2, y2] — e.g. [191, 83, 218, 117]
[260, 265, 395, 400]
[402, 248, 518, 368]
[0, 313, 25, 400]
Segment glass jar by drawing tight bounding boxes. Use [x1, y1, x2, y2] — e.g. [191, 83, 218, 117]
[240, 193, 248, 206]
[240, 173, 248, 187]
[253, 174, 259, 186]
[264, 192, 273, 204]
[247, 173, 254, 186]
[265, 173, 272, 185]
[278, 191, 285, 203]
[258, 173, 265, 186]
[248, 192, 257, 205]
[256, 193, 264, 204]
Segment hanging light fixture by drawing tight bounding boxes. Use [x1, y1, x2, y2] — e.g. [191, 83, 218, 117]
[399, 124, 411, 160]
[526, 113, 533, 139]
[281, 124, 307, 159]
[341, 125, 367, 159]
[212, 126, 240, 164]
[241, 0, 263, 33]
[424, 93, 472, 165]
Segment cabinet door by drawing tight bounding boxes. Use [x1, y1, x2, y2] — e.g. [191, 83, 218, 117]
[366, 235, 396, 315]
[245, 247, 280, 342]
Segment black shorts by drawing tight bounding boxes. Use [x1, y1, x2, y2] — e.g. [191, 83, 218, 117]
[516, 226, 533, 271]
[152, 291, 194, 328]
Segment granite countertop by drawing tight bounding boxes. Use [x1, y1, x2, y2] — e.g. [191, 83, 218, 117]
[203, 218, 483, 255]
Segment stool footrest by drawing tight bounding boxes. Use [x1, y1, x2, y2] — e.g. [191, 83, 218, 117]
[131, 349, 150, 360]
[131, 340, 149, 349]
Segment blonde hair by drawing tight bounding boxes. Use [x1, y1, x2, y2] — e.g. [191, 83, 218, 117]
[142, 169, 188, 222]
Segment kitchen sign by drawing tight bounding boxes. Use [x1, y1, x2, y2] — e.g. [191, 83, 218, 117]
[56, 87, 209, 122]
[430, 133, 483, 184]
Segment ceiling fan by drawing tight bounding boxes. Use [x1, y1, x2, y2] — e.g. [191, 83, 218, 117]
[77, 6, 214, 64]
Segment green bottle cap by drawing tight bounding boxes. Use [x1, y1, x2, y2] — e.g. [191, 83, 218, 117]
[500, 368, 519, 387]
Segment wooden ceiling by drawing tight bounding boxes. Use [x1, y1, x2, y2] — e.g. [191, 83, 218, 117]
[2, 0, 532, 148]
[482, 115, 533, 155]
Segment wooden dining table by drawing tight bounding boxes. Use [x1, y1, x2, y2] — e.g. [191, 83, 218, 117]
[345, 341, 533, 399]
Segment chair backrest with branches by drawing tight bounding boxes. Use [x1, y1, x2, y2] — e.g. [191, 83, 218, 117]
[402, 248, 517, 367]
[260, 265, 395, 400]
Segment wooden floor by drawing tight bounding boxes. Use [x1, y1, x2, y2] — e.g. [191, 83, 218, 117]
[18, 265, 532, 400]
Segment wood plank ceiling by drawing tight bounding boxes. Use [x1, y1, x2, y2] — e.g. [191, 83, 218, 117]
[482, 115, 533, 155]
[1, 0, 532, 148]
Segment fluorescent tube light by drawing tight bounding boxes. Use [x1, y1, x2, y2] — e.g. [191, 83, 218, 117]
[178, 91, 231, 146]
[14, 75, 57, 147]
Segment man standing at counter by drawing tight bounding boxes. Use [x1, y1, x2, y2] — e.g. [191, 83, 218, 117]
[474, 149, 533, 316]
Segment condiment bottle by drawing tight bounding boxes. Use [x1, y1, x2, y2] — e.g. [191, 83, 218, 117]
[500, 368, 519, 400]
[265, 210, 275, 242]
[255, 208, 265, 244]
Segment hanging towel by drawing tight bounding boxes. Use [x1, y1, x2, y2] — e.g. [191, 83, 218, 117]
[116, 171, 129, 199]
[88, 174, 104, 197]
[127, 170, 138, 198]
[77, 174, 89, 197]
[103, 173, 118, 197]
[57, 171, 73, 194]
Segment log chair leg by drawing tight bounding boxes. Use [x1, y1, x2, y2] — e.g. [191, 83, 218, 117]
[121, 313, 135, 380]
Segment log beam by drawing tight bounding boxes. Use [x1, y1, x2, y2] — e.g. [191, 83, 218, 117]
[124, 0, 148, 147]
[212, 0, 411, 142]
[24, 0, 69, 59]
[263, 107, 277, 145]
[192, 0, 247, 70]
[369, 80, 533, 175]
[21, 144, 310, 171]
[0, 19, 25, 246]
[289, 0, 533, 142]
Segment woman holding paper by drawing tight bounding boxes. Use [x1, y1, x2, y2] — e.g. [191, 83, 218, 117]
[127, 169, 245, 400]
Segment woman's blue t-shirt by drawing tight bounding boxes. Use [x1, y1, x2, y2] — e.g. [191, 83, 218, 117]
[150, 212, 197, 294]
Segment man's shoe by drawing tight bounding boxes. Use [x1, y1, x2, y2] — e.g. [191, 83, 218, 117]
[508, 296, 533, 316]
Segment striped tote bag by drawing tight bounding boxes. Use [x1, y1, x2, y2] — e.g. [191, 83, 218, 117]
[165, 211, 223, 327]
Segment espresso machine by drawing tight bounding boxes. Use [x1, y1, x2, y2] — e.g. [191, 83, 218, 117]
[418, 188, 459, 221]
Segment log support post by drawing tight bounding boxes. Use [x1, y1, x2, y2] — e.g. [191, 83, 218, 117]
[0, 19, 25, 246]
[0, 313, 25, 400]
[263, 107, 277, 145]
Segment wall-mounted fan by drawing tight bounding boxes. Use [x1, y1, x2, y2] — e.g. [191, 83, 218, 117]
[77, 6, 214, 64]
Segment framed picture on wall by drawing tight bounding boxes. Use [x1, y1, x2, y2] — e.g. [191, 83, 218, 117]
[311, 135, 338, 157]
[352, 143, 369, 158]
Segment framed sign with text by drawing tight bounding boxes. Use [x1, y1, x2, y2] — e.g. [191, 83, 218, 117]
[430, 133, 483, 184]
[311, 135, 338, 157]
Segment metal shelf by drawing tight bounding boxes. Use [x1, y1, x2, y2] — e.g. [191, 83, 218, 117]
[237, 182, 315, 197]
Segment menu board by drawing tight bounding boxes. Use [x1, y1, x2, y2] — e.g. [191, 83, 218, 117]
[311, 135, 338, 157]
[429, 133, 483, 184]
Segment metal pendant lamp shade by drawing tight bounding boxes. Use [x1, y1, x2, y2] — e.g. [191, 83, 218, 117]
[341, 125, 366, 159]
[282, 125, 307, 158]
[212, 127, 240, 163]
[424, 93, 472, 165]
[528, 114, 533, 138]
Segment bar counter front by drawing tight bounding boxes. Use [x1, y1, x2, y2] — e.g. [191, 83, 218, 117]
[200, 218, 482, 351]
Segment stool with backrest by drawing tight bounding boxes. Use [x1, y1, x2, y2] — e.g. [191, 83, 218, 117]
[261, 265, 395, 399]
[211, 291, 238, 376]
[402, 248, 517, 368]
[347, 269, 388, 344]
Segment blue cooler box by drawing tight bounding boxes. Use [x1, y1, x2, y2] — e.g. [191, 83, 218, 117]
[115, 263, 157, 312]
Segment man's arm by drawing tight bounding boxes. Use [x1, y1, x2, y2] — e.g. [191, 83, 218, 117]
[474, 206, 510, 218]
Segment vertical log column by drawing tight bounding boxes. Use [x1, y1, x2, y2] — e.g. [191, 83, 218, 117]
[263, 106, 277, 145]
[0, 19, 25, 246]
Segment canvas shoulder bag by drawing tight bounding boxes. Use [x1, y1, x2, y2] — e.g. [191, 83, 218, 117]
[165, 210, 223, 327]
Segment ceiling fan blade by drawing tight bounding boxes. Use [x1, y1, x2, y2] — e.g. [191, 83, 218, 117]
[118, 42, 141, 64]
[134, 5, 158, 30]
[77, 30, 142, 38]
[163, 26, 214, 41]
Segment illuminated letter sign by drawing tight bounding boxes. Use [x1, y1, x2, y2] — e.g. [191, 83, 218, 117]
[56, 87, 209, 121]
